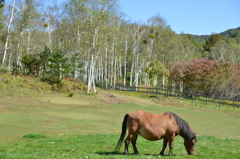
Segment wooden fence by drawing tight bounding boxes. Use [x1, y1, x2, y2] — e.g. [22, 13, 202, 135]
[111, 86, 240, 108]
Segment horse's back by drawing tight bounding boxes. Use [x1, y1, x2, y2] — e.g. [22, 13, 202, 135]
[127, 111, 178, 141]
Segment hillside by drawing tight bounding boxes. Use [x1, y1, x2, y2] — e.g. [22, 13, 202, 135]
[220, 26, 240, 37]
[1, 89, 240, 158]
[191, 26, 240, 43]
[1, 74, 240, 158]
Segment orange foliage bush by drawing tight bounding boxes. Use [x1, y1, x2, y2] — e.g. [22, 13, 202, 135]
[169, 59, 240, 99]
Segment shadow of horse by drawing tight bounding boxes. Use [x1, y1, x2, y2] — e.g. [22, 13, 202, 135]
[95, 151, 173, 157]
[95, 151, 118, 155]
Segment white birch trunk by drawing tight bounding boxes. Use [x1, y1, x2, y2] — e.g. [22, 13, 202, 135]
[119, 57, 122, 81]
[16, 32, 23, 67]
[8, 43, 12, 68]
[87, 27, 99, 93]
[134, 56, 139, 87]
[2, 0, 18, 67]
[131, 25, 145, 87]
[105, 40, 108, 88]
[153, 75, 157, 87]
[87, 54, 95, 93]
[130, 62, 134, 87]
[110, 38, 115, 87]
[113, 57, 116, 86]
[123, 40, 127, 86]
[26, 31, 31, 54]
[2, 35, 10, 67]
[180, 81, 183, 92]
[162, 76, 165, 89]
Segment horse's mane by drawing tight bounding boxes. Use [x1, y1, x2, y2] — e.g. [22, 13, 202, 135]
[165, 112, 195, 141]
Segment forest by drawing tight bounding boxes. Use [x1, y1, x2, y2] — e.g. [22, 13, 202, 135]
[1, 0, 240, 99]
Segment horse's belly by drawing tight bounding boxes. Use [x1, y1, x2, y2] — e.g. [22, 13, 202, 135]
[138, 127, 164, 141]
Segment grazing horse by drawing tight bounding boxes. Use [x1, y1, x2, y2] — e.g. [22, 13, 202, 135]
[116, 110, 197, 156]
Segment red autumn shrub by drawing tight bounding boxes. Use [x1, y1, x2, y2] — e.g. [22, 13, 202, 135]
[169, 58, 240, 99]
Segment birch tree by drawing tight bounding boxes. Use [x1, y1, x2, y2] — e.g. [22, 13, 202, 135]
[210, 40, 228, 61]
[139, 14, 171, 87]
[43, 3, 60, 46]
[2, 0, 21, 67]
[0, 0, 4, 34]
[14, 0, 40, 68]
[120, 22, 131, 86]
[81, 0, 120, 93]
[228, 43, 240, 64]
[128, 23, 145, 87]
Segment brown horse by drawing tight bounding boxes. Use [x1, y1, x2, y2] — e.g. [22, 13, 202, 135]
[116, 110, 197, 156]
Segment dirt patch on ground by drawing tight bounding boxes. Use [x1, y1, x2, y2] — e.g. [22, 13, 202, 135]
[96, 89, 159, 106]
[97, 90, 127, 104]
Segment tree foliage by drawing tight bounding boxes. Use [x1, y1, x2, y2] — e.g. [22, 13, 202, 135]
[169, 59, 240, 98]
[47, 49, 72, 84]
[1, 0, 240, 98]
[146, 60, 169, 86]
[21, 54, 40, 75]
[39, 46, 51, 81]
[0, 0, 4, 31]
[203, 34, 223, 52]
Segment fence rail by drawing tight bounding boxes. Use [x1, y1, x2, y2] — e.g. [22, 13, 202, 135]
[111, 86, 240, 108]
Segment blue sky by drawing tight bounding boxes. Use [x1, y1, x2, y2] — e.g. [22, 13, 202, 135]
[5, 0, 240, 35]
[119, 0, 240, 35]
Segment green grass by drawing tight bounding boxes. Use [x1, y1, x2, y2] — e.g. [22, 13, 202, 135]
[0, 80, 240, 159]
[1, 134, 239, 159]
[0, 73, 86, 97]
[22, 134, 47, 139]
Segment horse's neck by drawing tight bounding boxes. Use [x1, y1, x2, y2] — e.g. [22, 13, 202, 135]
[179, 128, 193, 141]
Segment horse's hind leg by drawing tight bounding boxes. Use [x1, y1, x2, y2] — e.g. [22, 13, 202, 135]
[131, 134, 139, 154]
[124, 134, 132, 154]
[124, 133, 139, 155]
[160, 137, 168, 155]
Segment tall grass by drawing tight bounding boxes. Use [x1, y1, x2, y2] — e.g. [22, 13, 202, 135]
[0, 73, 86, 96]
[0, 73, 51, 96]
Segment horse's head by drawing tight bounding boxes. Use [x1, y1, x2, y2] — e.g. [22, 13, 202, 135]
[184, 134, 197, 155]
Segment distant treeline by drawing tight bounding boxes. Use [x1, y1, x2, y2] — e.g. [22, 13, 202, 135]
[192, 27, 240, 43]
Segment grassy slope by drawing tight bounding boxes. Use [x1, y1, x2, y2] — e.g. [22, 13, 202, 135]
[0, 75, 240, 158]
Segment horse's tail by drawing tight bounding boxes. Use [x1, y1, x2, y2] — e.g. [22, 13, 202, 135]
[116, 114, 129, 151]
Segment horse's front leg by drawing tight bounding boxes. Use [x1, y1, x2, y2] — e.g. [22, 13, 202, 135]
[159, 137, 168, 155]
[168, 135, 175, 156]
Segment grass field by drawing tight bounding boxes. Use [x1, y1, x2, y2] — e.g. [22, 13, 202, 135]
[0, 89, 240, 159]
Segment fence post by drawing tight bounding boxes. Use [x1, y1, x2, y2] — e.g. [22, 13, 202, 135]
[192, 94, 194, 103]
[206, 96, 208, 105]
[219, 99, 221, 108]
[155, 88, 158, 96]
[233, 101, 235, 109]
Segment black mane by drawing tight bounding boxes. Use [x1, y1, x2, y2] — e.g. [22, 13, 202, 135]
[165, 112, 195, 141]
